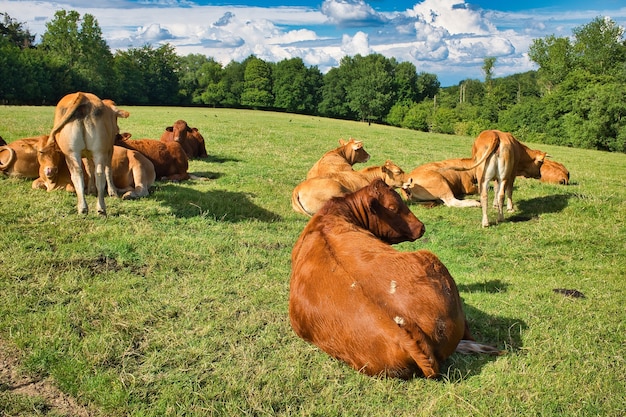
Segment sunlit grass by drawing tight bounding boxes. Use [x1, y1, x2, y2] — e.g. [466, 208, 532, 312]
[1, 106, 624, 416]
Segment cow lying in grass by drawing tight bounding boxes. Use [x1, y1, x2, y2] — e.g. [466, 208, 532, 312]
[34, 140, 155, 199]
[0, 136, 44, 179]
[289, 179, 501, 379]
[305, 138, 370, 179]
[160, 119, 208, 159]
[292, 160, 407, 216]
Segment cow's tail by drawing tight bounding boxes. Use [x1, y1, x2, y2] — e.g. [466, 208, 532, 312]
[45, 92, 86, 148]
[440, 136, 500, 173]
[455, 339, 504, 355]
[0, 145, 16, 172]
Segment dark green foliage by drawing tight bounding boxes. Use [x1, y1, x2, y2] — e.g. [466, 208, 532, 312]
[1, 10, 625, 152]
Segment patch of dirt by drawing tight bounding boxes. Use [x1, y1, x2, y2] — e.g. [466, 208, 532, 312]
[0, 338, 97, 417]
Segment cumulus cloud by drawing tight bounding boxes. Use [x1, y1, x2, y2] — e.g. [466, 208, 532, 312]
[2, 0, 623, 85]
[321, 0, 387, 27]
[341, 31, 372, 56]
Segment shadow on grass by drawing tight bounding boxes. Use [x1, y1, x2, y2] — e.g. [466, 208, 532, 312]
[508, 193, 572, 223]
[457, 279, 510, 294]
[198, 154, 241, 164]
[441, 302, 527, 382]
[154, 183, 281, 222]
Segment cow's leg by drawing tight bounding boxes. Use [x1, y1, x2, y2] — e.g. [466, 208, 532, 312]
[505, 180, 515, 212]
[104, 164, 118, 198]
[495, 179, 506, 223]
[93, 161, 108, 215]
[65, 153, 88, 214]
[480, 178, 491, 227]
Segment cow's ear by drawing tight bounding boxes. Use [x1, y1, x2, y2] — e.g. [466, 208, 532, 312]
[166, 126, 174, 132]
[338, 138, 346, 145]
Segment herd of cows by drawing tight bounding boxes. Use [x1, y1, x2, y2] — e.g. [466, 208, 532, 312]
[289, 128, 570, 378]
[1, 92, 571, 379]
[0, 92, 208, 214]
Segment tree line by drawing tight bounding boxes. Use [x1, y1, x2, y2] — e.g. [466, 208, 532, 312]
[2, 11, 625, 152]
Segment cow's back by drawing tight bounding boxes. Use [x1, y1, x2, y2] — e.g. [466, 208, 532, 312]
[0, 137, 43, 178]
[290, 215, 466, 378]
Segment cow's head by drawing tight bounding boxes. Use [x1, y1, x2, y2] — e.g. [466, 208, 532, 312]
[357, 179, 425, 244]
[518, 148, 546, 179]
[115, 132, 132, 144]
[338, 138, 370, 165]
[36, 138, 62, 183]
[540, 159, 570, 185]
[165, 120, 191, 143]
[381, 160, 406, 188]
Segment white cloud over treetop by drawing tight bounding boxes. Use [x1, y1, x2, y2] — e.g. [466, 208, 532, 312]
[1, 0, 623, 85]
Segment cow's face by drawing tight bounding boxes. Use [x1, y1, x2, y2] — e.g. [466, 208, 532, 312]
[37, 142, 62, 181]
[366, 179, 425, 244]
[166, 120, 191, 143]
[381, 160, 406, 188]
[339, 138, 370, 165]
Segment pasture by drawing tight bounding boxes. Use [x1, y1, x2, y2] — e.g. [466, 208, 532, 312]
[1, 105, 624, 416]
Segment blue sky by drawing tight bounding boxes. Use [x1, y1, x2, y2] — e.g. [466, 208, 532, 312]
[2, 0, 625, 86]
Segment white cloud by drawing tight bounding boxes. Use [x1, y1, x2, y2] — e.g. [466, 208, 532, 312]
[341, 31, 372, 56]
[1, 0, 625, 86]
[321, 0, 387, 27]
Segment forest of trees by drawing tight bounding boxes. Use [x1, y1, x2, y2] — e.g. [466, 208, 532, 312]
[2, 11, 626, 152]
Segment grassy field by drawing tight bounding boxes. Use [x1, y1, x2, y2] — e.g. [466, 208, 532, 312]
[0, 105, 624, 416]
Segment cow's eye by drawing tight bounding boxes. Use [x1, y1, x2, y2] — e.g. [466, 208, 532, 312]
[387, 205, 397, 213]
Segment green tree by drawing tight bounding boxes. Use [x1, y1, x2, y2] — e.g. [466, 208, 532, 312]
[572, 17, 626, 76]
[40, 9, 114, 97]
[241, 57, 273, 109]
[273, 57, 321, 114]
[319, 67, 352, 119]
[0, 12, 34, 49]
[113, 44, 180, 105]
[343, 54, 394, 123]
[528, 35, 573, 92]
[221, 60, 246, 107]
[394, 61, 420, 103]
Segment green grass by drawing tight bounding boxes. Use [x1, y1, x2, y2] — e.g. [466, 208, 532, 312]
[1, 106, 625, 416]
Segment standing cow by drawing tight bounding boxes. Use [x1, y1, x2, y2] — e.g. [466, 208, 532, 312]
[450, 130, 546, 227]
[41, 93, 129, 215]
[289, 179, 501, 379]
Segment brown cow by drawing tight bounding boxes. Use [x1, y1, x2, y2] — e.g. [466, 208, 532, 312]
[305, 138, 370, 179]
[402, 158, 480, 208]
[42, 93, 129, 215]
[0, 136, 44, 178]
[289, 179, 501, 379]
[160, 119, 208, 159]
[402, 155, 569, 208]
[115, 133, 190, 181]
[540, 159, 570, 185]
[461, 130, 546, 227]
[292, 160, 406, 216]
[33, 143, 156, 199]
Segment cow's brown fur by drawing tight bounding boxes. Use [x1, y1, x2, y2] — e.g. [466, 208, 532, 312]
[44, 92, 129, 215]
[449, 130, 546, 227]
[305, 138, 370, 179]
[33, 143, 155, 199]
[115, 133, 190, 181]
[160, 119, 208, 159]
[402, 158, 480, 207]
[289, 179, 500, 379]
[540, 159, 570, 185]
[292, 160, 406, 216]
[0, 136, 44, 179]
